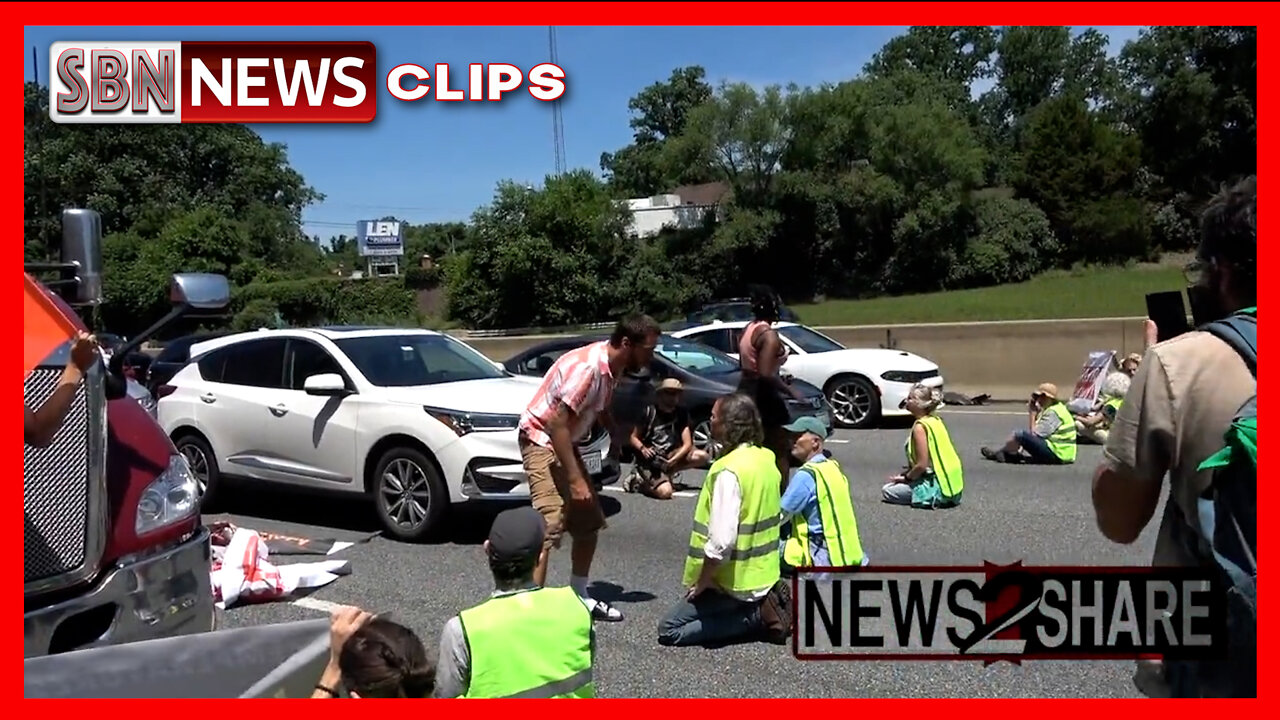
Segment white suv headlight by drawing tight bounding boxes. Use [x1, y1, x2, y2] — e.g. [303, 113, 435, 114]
[136, 454, 200, 535]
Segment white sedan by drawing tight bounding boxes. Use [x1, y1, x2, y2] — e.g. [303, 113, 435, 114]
[671, 321, 945, 429]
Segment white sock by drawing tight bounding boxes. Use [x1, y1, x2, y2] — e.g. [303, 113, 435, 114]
[570, 575, 590, 599]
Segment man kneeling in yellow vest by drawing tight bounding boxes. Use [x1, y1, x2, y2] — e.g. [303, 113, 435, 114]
[658, 393, 790, 647]
[779, 416, 868, 571]
[434, 506, 595, 698]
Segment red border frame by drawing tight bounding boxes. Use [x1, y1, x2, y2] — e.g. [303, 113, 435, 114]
[13, 3, 1273, 704]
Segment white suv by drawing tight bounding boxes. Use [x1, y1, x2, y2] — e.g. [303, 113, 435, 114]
[156, 326, 618, 541]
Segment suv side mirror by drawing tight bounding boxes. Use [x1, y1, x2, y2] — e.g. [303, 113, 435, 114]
[60, 208, 104, 305]
[170, 273, 231, 310]
[304, 373, 349, 396]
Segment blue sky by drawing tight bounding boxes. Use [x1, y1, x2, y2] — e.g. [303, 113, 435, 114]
[24, 26, 1143, 240]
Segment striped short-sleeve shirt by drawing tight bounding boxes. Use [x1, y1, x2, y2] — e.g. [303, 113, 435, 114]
[519, 341, 616, 447]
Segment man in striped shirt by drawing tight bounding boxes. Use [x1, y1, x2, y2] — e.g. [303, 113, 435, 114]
[518, 314, 661, 622]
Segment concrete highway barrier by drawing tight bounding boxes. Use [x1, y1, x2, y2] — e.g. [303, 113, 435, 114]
[454, 316, 1152, 401]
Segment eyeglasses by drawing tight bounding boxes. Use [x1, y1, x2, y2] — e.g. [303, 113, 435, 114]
[1183, 258, 1212, 286]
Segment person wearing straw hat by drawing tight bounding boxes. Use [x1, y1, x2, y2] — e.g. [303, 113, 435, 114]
[624, 377, 710, 500]
[981, 382, 1077, 465]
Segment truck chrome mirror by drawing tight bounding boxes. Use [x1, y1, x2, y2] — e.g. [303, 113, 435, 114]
[59, 209, 104, 305]
[169, 273, 231, 310]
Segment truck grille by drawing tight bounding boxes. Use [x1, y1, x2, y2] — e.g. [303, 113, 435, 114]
[24, 368, 91, 585]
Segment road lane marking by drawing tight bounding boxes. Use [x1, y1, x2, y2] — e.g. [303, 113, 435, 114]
[940, 410, 1027, 416]
[292, 597, 347, 614]
[826, 438, 850, 443]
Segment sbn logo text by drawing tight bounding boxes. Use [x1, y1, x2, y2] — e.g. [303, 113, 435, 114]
[50, 41, 377, 124]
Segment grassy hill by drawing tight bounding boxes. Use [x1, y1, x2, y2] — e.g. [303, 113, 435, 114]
[792, 265, 1184, 326]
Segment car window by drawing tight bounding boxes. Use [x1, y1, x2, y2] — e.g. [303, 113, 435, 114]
[196, 347, 228, 383]
[686, 328, 735, 355]
[218, 338, 287, 388]
[777, 325, 845, 354]
[335, 334, 505, 387]
[520, 349, 570, 376]
[657, 335, 738, 375]
[287, 339, 346, 390]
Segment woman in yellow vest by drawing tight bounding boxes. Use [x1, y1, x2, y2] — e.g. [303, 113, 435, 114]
[981, 383, 1077, 465]
[1073, 371, 1130, 444]
[882, 384, 964, 508]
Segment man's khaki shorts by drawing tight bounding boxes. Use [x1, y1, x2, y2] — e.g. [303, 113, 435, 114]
[520, 437, 607, 551]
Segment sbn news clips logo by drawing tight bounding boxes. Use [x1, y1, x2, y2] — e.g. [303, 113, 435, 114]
[793, 564, 1229, 663]
[48, 41, 567, 124]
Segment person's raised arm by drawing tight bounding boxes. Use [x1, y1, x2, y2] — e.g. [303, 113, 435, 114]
[26, 332, 99, 449]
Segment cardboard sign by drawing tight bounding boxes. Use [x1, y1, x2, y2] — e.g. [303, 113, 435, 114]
[1071, 351, 1116, 406]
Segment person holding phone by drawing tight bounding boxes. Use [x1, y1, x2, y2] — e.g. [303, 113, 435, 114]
[981, 383, 1077, 465]
[1092, 176, 1256, 698]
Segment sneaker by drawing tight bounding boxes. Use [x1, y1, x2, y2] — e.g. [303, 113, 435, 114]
[623, 471, 641, 493]
[981, 447, 1005, 463]
[583, 597, 624, 622]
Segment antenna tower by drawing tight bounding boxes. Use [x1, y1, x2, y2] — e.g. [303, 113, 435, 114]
[548, 26, 566, 176]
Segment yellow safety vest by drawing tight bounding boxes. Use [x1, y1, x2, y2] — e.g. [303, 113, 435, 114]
[782, 457, 865, 567]
[459, 586, 594, 699]
[1101, 397, 1123, 429]
[905, 415, 965, 499]
[683, 444, 782, 594]
[1040, 402, 1077, 463]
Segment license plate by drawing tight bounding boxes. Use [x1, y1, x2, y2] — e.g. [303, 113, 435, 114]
[584, 451, 602, 475]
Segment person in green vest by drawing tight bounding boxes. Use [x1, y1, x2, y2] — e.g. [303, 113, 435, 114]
[779, 415, 868, 571]
[658, 393, 785, 647]
[882, 384, 964, 508]
[1074, 372, 1131, 445]
[982, 383, 1078, 465]
[434, 506, 595, 699]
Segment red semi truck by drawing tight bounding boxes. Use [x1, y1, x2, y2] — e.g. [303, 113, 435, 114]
[24, 209, 230, 657]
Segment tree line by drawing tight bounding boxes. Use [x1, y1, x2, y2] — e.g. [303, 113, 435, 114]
[24, 26, 1255, 334]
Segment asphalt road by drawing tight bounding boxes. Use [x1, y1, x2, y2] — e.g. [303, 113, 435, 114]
[208, 408, 1161, 698]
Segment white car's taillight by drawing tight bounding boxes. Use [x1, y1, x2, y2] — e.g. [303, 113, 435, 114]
[135, 454, 200, 535]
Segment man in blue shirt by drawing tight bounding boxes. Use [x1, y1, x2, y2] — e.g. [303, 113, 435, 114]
[778, 417, 868, 571]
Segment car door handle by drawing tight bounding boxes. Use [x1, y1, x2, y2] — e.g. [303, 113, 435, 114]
[269, 404, 289, 416]
[200, 393, 217, 404]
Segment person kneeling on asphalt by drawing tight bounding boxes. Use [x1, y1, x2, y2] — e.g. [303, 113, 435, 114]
[883, 384, 964, 508]
[1074, 371, 1130, 445]
[779, 416, 868, 572]
[312, 606, 436, 699]
[981, 383, 1077, 465]
[624, 378, 710, 499]
[657, 393, 791, 648]
[435, 506, 595, 699]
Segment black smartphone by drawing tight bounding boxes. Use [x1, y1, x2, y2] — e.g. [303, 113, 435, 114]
[1186, 284, 1224, 327]
[1145, 291, 1191, 343]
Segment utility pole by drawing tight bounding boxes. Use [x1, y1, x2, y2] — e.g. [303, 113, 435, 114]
[548, 27, 566, 177]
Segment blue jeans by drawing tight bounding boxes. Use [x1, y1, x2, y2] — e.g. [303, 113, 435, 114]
[657, 589, 763, 647]
[1014, 429, 1065, 464]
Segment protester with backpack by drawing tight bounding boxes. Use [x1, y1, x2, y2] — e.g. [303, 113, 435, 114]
[1091, 176, 1256, 698]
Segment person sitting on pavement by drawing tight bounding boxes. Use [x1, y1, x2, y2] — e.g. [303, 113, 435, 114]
[1120, 352, 1142, 377]
[981, 383, 1077, 465]
[1074, 371, 1131, 445]
[435, 506, 595, 699]
[883, 383, 965, 508]
[658, 393, 789, 648]
[779, 416, 868, 572]
[312, 606, 436, 699]
[624, 378, 710, 499]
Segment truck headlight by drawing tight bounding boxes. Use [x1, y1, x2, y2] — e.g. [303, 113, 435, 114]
[136, 454, 199, 535]
[425, 406, 520, 436]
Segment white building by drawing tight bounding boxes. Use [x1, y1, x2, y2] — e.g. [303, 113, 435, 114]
[624, 182, 730, 238]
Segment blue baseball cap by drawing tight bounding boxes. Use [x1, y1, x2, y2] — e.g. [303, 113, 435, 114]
[782, 416, 829, 439]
